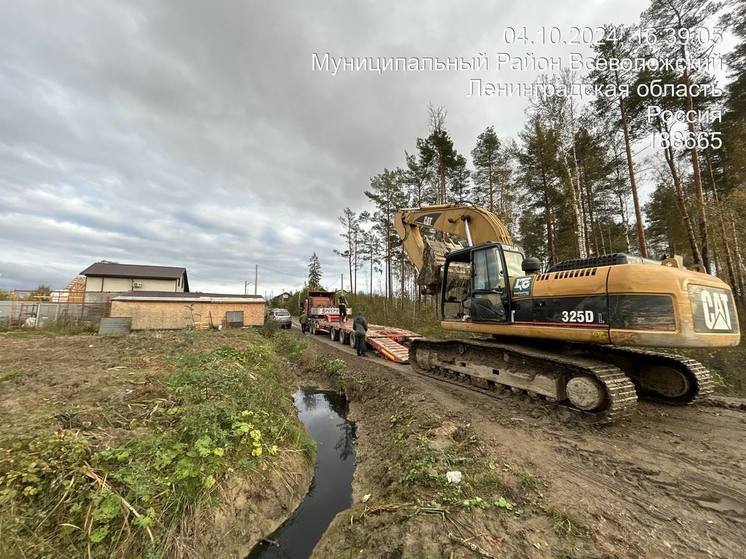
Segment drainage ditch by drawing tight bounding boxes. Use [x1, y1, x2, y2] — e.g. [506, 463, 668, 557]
[247, 387, 356, 558]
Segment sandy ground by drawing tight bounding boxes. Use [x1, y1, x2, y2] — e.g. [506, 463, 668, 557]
[302, 327, 746, 559]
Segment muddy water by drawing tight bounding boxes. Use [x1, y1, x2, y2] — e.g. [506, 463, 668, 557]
[247, 388, 356, 559]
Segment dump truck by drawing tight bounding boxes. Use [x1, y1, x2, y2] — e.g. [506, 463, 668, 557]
[300, 290, 347, 333]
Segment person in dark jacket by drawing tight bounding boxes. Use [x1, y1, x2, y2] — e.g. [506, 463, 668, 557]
[352, 311, 368, 356]
[338, 301, 347, 323]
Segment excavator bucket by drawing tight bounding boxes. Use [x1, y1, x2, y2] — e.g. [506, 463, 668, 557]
[419, 238, 462, 294]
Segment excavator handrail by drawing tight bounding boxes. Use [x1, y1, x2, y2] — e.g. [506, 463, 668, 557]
[394, 204, 513, 270]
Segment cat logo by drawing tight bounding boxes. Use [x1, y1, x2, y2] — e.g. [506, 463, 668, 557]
[415, 212, 441, 227]
[700, 289, 732, 331]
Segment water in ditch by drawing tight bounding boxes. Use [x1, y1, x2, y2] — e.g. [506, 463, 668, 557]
[246, 387, 356, 559]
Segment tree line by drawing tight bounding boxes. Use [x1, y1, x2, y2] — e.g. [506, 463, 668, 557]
[321, 0, 745, 304]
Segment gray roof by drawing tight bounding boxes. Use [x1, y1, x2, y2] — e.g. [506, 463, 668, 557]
[81, 262, 186, 280]
[113, 291, 264, 303]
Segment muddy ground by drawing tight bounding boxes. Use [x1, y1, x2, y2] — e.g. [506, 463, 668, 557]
[2, 328, 743, 558]
[299, 329, 746, 559]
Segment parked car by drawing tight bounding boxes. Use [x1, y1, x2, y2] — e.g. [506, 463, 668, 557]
[267, 308, 292, 329]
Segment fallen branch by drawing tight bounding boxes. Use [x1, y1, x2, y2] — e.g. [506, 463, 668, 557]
[447, 532, 495, 559]
[364, 502, 411, 515]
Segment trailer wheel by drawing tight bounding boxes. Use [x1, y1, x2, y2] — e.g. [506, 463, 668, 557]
[310, 321, 316, 335]
[330, 327, 337, 341]
[349, 332, 356, 348]
[339, 331, 348, 345]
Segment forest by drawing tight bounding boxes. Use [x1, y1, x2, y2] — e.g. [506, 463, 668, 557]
[319, 0, 745, 316]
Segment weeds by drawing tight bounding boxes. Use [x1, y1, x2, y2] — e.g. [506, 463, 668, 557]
[545, 506, 587, 538]
[0, 316, 96, 336]
[0, 370, 25, 383]
[314, 355, 349, 387]
[390, 433, 521, 516]
[260, 318, 280, 338]
[0, 332, 313, 558]
[516, 469, 539, 492]
[273, 334, 307, 362]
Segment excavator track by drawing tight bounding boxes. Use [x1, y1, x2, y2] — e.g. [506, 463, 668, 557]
[409, 339, 638, 424]
[585, 345, 714, 404]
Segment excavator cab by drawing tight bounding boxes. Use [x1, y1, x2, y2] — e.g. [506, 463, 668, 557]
[441, 243, 526, 324]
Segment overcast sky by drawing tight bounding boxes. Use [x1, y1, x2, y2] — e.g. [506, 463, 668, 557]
[0, 0, 712, 296]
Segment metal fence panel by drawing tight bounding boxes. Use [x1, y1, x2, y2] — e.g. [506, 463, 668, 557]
[0, 300, 108, 328]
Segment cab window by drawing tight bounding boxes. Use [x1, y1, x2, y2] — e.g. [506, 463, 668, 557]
[503, 250, 524, 279]
[474, 250, 489, 290]
[473, 247, 504, 291]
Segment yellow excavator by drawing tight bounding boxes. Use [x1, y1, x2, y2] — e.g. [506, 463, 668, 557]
[395, 204, 740, 422]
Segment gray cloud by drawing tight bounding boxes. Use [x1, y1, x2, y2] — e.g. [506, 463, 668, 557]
[1, 0, 656, 295]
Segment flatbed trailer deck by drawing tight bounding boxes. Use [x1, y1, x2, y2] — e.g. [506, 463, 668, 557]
[308, 313, 421, 364]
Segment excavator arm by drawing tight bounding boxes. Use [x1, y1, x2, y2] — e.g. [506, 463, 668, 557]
[394, 204, 513, 271]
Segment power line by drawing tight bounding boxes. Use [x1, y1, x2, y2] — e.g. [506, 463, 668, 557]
[631, 143, 652, 158]
[254, 263, 299, 277]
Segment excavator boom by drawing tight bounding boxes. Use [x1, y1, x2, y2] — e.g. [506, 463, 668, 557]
[394, 204, 513, 270]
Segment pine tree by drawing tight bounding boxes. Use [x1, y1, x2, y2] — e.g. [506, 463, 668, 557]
[307, 253, 322, 289]
[645, 168, 693, 259]
[715, 0, 746, 295]
[518, 210, 547, 262]
[627, 64, 705, 266]
[529, 74, 587, 259]
[358, 224, 384, 296]
[471, 126, 513, 223]
[517, 113, 563, 266]
[364, 169, 407, 299]
[642, 0, 722, 272]
[590, 24, 648, 256]
[416, 104, 465, 204]
[403, 152, 436, 206]
[447, 154, 471, 203]
[573, 123, 616, 255]
[334, 208, 359, 294]
[721, 0, 746, 191]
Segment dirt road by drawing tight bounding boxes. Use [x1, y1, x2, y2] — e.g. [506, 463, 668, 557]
[301, 328, 746, 558]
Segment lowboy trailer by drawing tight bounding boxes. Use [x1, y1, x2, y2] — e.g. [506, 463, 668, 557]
[308, 311, 422, 364]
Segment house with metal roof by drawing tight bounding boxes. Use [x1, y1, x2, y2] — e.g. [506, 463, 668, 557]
[80, 261, 189, 299]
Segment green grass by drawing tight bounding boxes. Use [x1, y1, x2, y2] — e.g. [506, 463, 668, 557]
[515, 470, 539, 492]
[544, 506, 587, 538]
[0, 370, 25, 383]
[0, 318, 96, 336]
[0, 331, 313, 559]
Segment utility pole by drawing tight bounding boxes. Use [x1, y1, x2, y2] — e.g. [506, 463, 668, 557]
[244, 280, 251, 295]
[341, 273, 344, 292]
[254, 264, 258, 295]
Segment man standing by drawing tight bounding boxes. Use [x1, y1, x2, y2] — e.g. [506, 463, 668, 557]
[338, 300, 347, 323]
[352, 311, 368, 357]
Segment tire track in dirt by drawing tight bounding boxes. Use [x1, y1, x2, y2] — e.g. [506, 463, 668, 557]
[302, 328, 746, 558]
